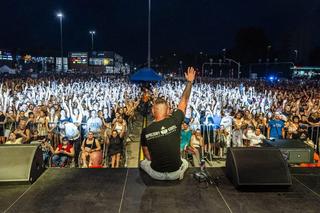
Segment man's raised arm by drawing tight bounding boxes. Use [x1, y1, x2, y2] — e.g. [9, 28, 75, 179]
[178, 67, 196, 114]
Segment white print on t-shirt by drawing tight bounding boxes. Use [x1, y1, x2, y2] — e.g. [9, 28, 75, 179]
[145, 125, 177, 140]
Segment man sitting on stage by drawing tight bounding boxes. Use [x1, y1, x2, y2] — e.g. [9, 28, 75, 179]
[140, 67, 196, 180]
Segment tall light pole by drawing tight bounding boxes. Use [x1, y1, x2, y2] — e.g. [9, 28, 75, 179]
[267, 45, 272, 62]
[57, 12, 64, 72]
[89, 31, 96, 51]
[294, 49, 298, 63]
[222, 48, 226, 60]
[147, 0, 151, 68]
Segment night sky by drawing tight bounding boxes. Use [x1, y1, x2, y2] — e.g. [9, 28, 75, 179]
[0, 0, 319, 63]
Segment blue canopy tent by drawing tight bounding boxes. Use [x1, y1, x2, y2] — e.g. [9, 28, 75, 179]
[130, 67, 163, 82]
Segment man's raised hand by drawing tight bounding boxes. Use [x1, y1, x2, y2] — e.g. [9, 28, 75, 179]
[185, 67, 196, 83]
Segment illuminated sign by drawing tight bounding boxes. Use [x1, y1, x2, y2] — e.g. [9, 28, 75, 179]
[89, 58, 113, 66]
[291, 66, 320, 78]
[89, 51, 114, 66]
[69, 52, 88, 65]
[0, 51, 13, 61]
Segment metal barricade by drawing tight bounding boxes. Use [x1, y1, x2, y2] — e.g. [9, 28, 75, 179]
[307, 125, 320, 154]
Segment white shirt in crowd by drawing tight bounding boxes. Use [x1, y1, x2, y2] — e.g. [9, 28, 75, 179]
[247, 131, 266, 146]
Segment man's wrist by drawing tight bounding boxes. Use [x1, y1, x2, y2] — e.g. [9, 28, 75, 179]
[187, 80, 193, 84]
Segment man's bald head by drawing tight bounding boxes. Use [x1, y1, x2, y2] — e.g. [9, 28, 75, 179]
[152, 98, 170, 121]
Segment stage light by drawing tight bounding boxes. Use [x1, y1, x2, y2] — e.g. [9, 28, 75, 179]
[268, 75, 278, 82]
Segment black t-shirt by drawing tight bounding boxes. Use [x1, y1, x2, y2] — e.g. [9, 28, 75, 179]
[141, 109, 184, 172]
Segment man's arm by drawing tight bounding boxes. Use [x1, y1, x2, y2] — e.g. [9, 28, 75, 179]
[178, 67, 196, 114]
[142, 146, 151, 161]
[141, 129, 151, 160]
[267, 127, 270, 139]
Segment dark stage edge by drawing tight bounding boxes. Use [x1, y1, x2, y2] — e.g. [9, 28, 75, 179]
[0, 167, 319, 213]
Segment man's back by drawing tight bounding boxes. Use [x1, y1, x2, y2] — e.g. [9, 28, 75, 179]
[141, 110, 184, 172]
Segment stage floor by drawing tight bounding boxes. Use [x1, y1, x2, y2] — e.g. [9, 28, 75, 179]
[1, 167, 319, 213]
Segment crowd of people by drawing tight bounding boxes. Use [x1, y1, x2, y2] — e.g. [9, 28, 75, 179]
[0, 75, 320, 168]
[0, 75, 139, 168]
[148, 78, 320, 163]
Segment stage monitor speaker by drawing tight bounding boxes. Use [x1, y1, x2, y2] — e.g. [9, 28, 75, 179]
[0, 144, 45, 183]
[262, 139, 314, 164]
[226, 147, 292, 188]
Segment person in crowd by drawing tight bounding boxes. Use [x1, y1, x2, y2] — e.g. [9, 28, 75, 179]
[190, 129, 204, 166]
[267, 112, 285, 139]
[233, 112, 244, 146]
[113, 115, 127, 136]
[4, 110, 15, 139]
[13, 119, 31, 143]
[180, 122, 192, 157]
[140, 67, 195, 180]
[52, 137, 75, 167]
[108, 128, 125, 168]
[246, 128, 266, 146]
[308, 112, 320, 126]
[81, 131, 101, 168]
[86, 110, 103, 137]
[220, 111, 233, 149]
[5, 132, 22, 144]
[47, 107, 59, 147]
[36, 110, 48, 137]
[0, 111, 6, 144]
[40, 136, 54, 167]
[26, 112, 37, 136]
[285, 116, 300, 139]
[215, 125, 228, 156]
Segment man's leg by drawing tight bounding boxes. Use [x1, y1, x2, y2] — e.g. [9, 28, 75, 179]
[140, 159, 167, 180]
[166, 159, 189, 180]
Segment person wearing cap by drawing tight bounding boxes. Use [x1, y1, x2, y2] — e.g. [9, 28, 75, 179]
[140, 67, 196, 180]
[51, 137, 74, 167]
[267, 112, 285, 139]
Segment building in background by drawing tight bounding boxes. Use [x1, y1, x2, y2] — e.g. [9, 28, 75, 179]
[0, 48, 130, 74]
[0, 50, 14, 68]
[55, 57, 68, 72]
[291, 66, 320, 79]
[68, 52, 88, 72]
[88, 51, 129, 74]
[17, 55, 56, 72]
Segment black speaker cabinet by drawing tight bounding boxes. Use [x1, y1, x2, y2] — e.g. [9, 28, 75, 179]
[262, 139, 314, 164]
[0, 144, 45, 183]
[226, 147, 292, 188]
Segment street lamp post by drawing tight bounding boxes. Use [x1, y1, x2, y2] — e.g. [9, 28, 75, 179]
[222, 48, 226, 60]
[179, 60, 183, 77]
[267, 45, 272, 62]
[89, 31, 96, 50]
[57, 13, 63, 72]
[294, 50, 298, 63]
[147, 0, 151, 68]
